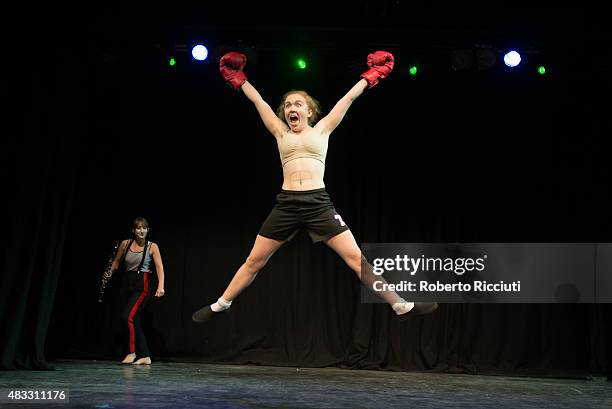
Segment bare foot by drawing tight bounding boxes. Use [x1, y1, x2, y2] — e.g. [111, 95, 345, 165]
[132, 357, 151, 365]
[121, 353, 136, 364]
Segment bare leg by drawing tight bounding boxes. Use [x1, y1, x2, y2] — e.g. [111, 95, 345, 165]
[325, 230, 404, 305]
[326, 230, 439, 318]
[193, 234, 285, 323]
[222, 235, 285, 301]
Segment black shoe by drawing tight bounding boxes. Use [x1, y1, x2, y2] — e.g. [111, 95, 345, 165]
[192, 305, 228, 323]
[396, 302, 438, 322]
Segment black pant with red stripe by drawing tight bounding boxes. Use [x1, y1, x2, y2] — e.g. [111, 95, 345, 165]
[120, 271, 153, 358]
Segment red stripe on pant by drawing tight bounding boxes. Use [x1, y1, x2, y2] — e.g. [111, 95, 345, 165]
[127, 273, 149, 354]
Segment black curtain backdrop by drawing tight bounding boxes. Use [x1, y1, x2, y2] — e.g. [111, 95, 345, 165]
[3, 5, 611, 377]
[1, 40, 86, 369]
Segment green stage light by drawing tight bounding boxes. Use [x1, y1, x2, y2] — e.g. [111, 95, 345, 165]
[296, 58, 307, 69]
[409, 66, 418, 75]
[169, 57, 176, 67]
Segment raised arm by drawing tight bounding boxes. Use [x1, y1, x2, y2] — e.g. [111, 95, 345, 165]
[315, 50, 395, 136]
[315, 79, 368, 135]
[220, 52, 287, 138]
[241, 81, 288, 137]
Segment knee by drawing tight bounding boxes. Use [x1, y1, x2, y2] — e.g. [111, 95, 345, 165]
[346, 251, 364, 269]
[122, 312, 132, 325]
[122, 307, 137, 324]
[245, 255, 267, 272]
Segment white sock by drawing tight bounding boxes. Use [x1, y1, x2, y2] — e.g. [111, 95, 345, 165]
[210, 296, 232, 312]
[392, 300, 414, 315]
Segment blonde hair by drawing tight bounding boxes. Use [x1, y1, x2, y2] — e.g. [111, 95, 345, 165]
[276, 90, 322, 126]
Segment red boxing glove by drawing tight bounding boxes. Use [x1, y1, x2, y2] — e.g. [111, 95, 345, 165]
[219, 52, 247, 90]
[360, 50, 394, 88]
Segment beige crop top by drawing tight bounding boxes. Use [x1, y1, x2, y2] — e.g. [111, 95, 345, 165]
[277, 130, 329, 166]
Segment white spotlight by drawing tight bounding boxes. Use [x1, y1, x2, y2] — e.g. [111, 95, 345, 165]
[192, 45, 209, 61]
[503, 50, 521, 68]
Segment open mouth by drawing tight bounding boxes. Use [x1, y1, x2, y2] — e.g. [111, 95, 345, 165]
[289, 113, 299, 124]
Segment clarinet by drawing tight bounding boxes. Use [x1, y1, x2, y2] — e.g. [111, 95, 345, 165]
[98, 240, 120, 303]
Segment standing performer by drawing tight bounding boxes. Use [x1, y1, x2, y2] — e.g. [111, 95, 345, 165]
[192, 51, 437, 323]
[103, 217, 166, 365]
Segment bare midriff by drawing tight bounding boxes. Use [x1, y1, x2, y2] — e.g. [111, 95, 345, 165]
[281, 157, 325, 191]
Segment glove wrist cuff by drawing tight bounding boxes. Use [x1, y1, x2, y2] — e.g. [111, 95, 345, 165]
[228, 73, 247, 90]
[360, 69, 380, 88]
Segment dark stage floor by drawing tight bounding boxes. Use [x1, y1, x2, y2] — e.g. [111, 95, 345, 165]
[1, 360, 611, 408]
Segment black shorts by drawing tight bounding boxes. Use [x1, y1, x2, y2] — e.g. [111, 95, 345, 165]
[259, 188, 350, 243]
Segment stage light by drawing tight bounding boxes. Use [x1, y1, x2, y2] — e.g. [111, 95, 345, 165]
[537, 66, 546, 75]
[409, 66, 418, 76]
[191, 45, 209, 61]
[503, 50, 521, 67]
[169, 57, 176, 67]
[296, 58, 307, 69]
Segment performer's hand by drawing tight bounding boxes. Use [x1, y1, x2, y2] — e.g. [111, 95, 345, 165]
[220, 52, 247, 90]
[360, 50, 394, 88]
[155, 287, 165, 297]
[103, 270, 112, 280]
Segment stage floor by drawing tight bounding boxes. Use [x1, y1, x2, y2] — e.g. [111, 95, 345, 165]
[1, 360, 610, 408]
